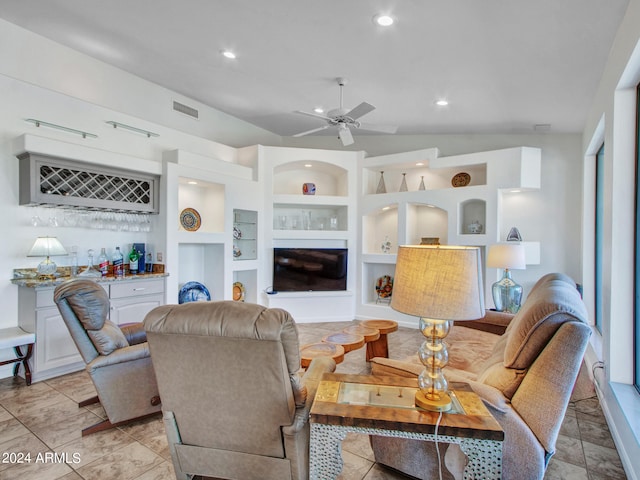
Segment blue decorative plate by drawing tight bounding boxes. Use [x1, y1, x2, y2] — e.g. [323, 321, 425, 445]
[178, 281, 211, 304]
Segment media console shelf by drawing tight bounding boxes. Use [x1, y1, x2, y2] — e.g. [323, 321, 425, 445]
[259, 146, 361, 322]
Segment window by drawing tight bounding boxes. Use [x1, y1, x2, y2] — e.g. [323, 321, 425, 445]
[635, 83, 640, 393]
[595, 142, 605, 335]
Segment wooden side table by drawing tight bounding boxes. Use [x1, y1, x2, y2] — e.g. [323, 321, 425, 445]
[360, 319, 398, 361]
[309, 373, 503, 480]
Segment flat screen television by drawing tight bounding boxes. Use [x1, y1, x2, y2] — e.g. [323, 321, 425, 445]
[273, 248, 348, 292]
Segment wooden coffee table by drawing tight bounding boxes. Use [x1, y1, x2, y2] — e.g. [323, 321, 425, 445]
[300, 343, 345, 368]
[322, 332, 365, 353]
[342, 324, 380, 343]
[309, 373, 503, 480]
[360, 319, 398, 361]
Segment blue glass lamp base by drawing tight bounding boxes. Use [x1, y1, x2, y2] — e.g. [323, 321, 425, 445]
[492, 270, 523, 314]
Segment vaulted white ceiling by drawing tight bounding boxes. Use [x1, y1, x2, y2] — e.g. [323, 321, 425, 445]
[0, 0, 629, 138]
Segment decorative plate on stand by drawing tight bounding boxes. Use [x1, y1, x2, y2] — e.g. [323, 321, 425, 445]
[180, 208, 201, 231]
[451, 172, 471, 187]
[375, 275, 393, 304]
[178, 281, 211, 304]
[233, 281, 246, 302]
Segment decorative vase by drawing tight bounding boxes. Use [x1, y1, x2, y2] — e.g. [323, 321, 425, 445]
[467, 220, 483, 234]
[399, 173, 408, 192]
[302, 183, 316, 195]
[376, 171, 387, 194]
[381, 235, 392, 253]
[418, 176, 426, 190]
[507, 227, 522, 241]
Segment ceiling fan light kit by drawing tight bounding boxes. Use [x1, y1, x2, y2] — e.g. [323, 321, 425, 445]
[293, 77, 397, 147]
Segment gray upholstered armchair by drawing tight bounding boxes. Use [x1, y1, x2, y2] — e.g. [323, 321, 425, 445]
[143, 300, 336, 480]
[54, 279, 161, 436]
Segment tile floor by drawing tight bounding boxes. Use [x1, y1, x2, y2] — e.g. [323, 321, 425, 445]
[0, 321, 627, 480]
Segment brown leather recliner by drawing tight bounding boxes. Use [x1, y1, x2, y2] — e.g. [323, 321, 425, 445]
[143, 300, 336, 480]
[54, 279, 161, 436]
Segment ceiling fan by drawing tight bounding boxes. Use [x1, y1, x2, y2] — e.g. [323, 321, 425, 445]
[293, 77, 398, 146]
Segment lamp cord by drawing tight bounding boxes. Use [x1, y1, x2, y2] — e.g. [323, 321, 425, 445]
[434, 410, 444, 480]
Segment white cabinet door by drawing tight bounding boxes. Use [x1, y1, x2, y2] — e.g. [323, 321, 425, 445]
[35, 306, 83, 375]
[109, 294, 165, 326]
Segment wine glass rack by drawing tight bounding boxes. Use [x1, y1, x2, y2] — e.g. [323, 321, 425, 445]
[18, 152, 159, 213]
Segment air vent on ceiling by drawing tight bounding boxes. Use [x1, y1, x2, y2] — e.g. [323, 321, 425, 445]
[173, 101, 199, 119]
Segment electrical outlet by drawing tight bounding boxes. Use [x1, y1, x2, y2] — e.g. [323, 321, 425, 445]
[157, 252, 163, 262]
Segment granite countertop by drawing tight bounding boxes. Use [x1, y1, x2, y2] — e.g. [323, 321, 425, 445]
[11, 267, 169, 288]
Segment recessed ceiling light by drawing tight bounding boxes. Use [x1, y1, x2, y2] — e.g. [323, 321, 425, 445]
[510, 189, 521, 193]
[222, 50, 236, 59]
[382, 206, 391, 211]
[187, 181, 198, 185]
[435, 99, 449, 107]
[416, 162, 425, 166]
[314, 107, 324, 114]
[373, 14, 395, 27]
[305, 164, 312, 168]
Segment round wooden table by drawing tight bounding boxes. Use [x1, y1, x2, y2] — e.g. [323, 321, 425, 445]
[322, 332, 365, 353]
[343, 324, 380, 343]
[300, 342, 345, 368]
[360, 319, 399, 361]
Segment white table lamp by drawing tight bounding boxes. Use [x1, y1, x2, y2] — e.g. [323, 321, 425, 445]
[27, 236, 67, 278]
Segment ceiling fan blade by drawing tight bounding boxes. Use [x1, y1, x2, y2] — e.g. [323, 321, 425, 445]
[292, 125, 330, 137]
[358, 123, 398, 134]
[338, 125, 354, 146]
[344, 102, 375, 120]
[293, 110, 334, 121]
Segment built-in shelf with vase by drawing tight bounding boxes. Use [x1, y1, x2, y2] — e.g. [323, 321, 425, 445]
[162, 150, 260, 304]
[357, 146, 542, 326]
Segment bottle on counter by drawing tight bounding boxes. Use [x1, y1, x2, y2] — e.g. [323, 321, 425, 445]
[98, 248, 109, 277]
[70, 246, 78, 277]
[113, 246, 124, 278]
[129, 245, 139, 275]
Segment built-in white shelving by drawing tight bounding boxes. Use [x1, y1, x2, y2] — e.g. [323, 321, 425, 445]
[159, 144, 541, 325]
[357, 146, 542, 326]
[161, 150, 261, 305]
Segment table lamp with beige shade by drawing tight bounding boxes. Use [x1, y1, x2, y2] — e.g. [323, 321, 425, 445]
[391, 245, 485, 412]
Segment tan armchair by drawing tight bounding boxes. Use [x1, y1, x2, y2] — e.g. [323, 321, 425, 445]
[369, 273, 592, 480]
[54, 279, 161, 436]
[143, 300, 336, 480]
